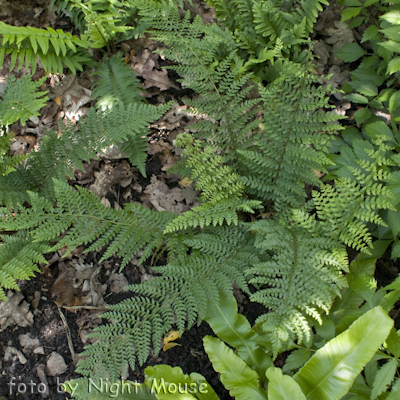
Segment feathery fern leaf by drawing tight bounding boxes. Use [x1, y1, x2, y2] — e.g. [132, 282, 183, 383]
[0, 231, 51, 301]
[247, 218, 348, 357]
[237, 60, 343, 209]
[80, 102, 171, 176]
[0, 180, 180, 269]
[76, 224, 256, 379]
[92, 53, 143, 110]
[0, 99, 169, 206]
[165, 134, 262, 232]
[0, 75, 48, 126]
[294, 135, 396, 253]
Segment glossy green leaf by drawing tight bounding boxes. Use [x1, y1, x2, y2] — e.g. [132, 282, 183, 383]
[205, 291, 272, 381]
[331, 258, 376, 329]
[349, 81, 378, 97]
[380, 11, 400, 25]
[361, 25, 379, 42]
[341, 7, 362, 22]
[365, 120, 393, 140]
[387, 329, 400, 358]
[266, 367, 307, 400]
[387, 57, 400, 74]
[343, 93, 369, 104]
[203, 336, 268, 400]
[391, 241, 400, 259]
[293, 306, 393, 400]
[389, 91, 400, 114]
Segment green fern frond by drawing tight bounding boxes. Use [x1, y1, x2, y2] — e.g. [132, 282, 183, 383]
[247, 218, 348, 357]
[0, 75, 48, 126]
[81, 102, 171, 176]
[0, 231, 50, 301]
[0, 180, 180, 270]
[237, 60, 342, 209]
[165, 133, 262, 232]
[91, 53, 142, 110]
[76, 225, 256, 379]
[0, 133, 27, 177]
[72, 0, 132, 48]
[303, 135, 396, 253]
[0, 99, 169, 206]
[0, 21, 91, 74]
[0, 75, 48, 179]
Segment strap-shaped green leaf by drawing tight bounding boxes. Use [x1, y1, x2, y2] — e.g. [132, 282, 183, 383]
[293, 306, 393, 400]
[266, 367, 306, 400]
[203, 336, 268, 400]
[204, 290, 272, 383]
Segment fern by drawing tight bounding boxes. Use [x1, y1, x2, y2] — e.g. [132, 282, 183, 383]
[71, 0, 133, 49]
[294, 135, 396, 254]
[165, 133, 262, 232]
[0, 231, 51, 301]
[0, 99, 169, 206]
[0, 21, 91, 74]
[0, 75, 48, 177]
[237, 60, 343, 210]
[206, 0, 328, 75]
[91, 53, 143, 110]
[76, 224, 256, 379]
[0, 180, 181, 269]
[0, 75, 48, 126]
[247, 218, 348, 357]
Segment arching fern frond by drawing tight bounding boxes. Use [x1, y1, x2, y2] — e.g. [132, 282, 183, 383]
[247, 218, 348, 357]
[0, 180, 181, 270]
[237, 60, 343, 209]
[0, 99, 169, 206]
[76, 224, 256, 379]
[294, 135, 396, 254]
[165, 133, 262, 232]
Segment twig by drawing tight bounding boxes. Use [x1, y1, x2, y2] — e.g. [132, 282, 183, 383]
[57, 306, 76, 365]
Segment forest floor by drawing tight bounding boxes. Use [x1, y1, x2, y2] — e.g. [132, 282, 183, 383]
[0, 0, 399, 399]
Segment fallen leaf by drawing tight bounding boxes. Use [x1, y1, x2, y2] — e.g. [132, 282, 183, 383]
[163, 342, 181, 352]
[179, 177, 193, 188]
[164, 330, 180, 344]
